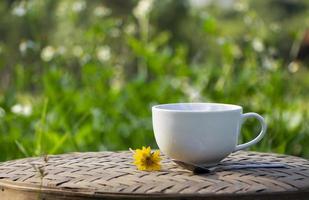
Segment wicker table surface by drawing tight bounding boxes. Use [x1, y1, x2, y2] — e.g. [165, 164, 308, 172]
[0, 151, 308, 200]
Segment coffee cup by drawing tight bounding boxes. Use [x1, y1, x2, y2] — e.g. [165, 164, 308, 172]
[152, 103, 267, 166]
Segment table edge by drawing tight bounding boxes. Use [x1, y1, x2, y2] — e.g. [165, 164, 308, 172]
[1, 179, 309, 199]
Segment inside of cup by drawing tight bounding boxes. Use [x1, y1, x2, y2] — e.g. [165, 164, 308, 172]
[153, 103, 241, 112]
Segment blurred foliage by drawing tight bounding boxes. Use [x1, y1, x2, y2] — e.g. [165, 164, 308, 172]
[0, 0, 309, 161]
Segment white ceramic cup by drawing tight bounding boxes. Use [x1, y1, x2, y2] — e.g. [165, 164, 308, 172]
[152, 103, 267, 166]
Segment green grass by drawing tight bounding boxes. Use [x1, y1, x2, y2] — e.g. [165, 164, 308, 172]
[0, 0, 308, 161]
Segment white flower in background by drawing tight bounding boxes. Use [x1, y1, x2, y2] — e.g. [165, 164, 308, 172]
[72, 0, 86, 12]
[252, 38, 264, 52]
[94, 6, 111, 17]
[96, 46, 111, 62]
[73, 46, 83, 57]
[12, 2, 26, 17]
[41, 46, 55, 62]
[19, 40, 36, 55]
[262, 57, 278, 71]
[133, 0, 154, 19]
[283, 111, 302, 130]
[124, 24, 136, 34]
[233, 1, 248, 12]
[19, 41, 27, 54]
[11, 104, 32, 116]
[288, 61, 300, 73]
[0, 107, 5, 118]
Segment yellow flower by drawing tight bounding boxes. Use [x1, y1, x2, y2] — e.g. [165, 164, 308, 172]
[131, 146, 161, 171]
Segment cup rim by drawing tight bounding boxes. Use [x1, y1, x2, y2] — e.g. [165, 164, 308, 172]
[152, 102, 242, 113]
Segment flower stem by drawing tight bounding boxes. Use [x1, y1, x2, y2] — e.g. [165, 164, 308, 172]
[129, 148, 135, 154]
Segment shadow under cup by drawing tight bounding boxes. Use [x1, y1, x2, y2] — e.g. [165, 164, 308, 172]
[152, 103, 267, 166]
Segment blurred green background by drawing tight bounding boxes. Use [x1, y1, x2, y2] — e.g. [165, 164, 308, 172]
[0, 0, 308, 161]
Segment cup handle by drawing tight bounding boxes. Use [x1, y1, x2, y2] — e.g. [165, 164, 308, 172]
[234, 112, 267, 152]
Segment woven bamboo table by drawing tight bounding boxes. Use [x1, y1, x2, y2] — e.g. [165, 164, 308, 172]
[0, 151, 308, 200]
